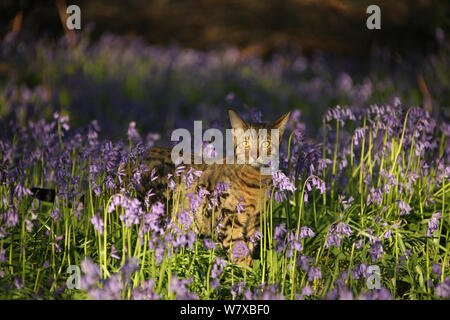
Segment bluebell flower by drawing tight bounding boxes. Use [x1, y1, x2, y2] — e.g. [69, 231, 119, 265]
[359, 288, 392, 300]
[211, 257, 227, 279]
[325, 222, 351, 248]
[91, 214, 104, 234]
[203, 239, 216, 250]
[244, 283, 284, 300]
[232, 241, 249, 260]
[230, 281, 245, 299]
[236, 197, 245, 215]
[132, 279, 161, 300]
[427, 212, 442, 237]
[369, 236, 384, 262]
[432, 263, 442, 278]
[435, 277, 450, 298]
[308, 267, 322, 281]
[301, 285, 314, 296]
[250, 231, 263, 244]
[396, 200, 411, 216]
[169, 276, 198, 300]
[274, 223, 287, 253]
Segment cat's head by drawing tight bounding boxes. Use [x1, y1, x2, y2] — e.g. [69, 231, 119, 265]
[228, 109, 290, 172]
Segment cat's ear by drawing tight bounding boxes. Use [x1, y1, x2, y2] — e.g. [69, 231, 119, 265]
[228, 109, 248, 131]
[270, 112, 291, 140]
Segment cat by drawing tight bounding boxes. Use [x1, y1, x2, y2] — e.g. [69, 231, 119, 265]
[31, 109, 291, 266]
[140, 110, 290, 265]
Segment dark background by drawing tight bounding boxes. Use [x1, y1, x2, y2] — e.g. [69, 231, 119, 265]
[1, 0, 448, 57]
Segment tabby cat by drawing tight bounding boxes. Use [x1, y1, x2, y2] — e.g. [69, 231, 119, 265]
[141, 110, 290, 265]
[31, 110, 291, 266]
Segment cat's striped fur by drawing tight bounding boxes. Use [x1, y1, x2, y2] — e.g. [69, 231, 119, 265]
[141, 110, 290, 265]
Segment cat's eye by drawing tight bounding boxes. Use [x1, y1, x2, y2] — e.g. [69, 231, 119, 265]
[242, 139, 250, 147]
[262, 141, 270, 148]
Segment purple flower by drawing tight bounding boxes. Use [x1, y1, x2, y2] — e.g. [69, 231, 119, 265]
[230, 281, 245, 299]
[175, 165, 186, 177]
[176, 208, 194, 230]
[435, 277, 450, 299]
[297, 254, 313, 272]
[274, 223, 287, 253]
[325, 105, 356, 126]
[301, 285, 314, 296]
[0, 227, 7, 239]
[352, 263, 367, 280]
[80, 258, 101, 290]
[108, 195, 143, 227]
[383, 229, 392, 239]
[213, 182, 231, 196]
[236, 197, 245, 215]
[167, 174, 176, 191]
[232, 241, 249, 260]
[250, 231, 263, 244]
[73, 201, 84, 220]
[186, 193, 203, 214]
[50, 207, 60, 223]
[203, 239, 216, 250]
[325, 222, 351, 248]
[127, 121, 142, 144]
[432, 263, 442, 278]
[354, 237, 364, 249]
[309, 176, 326, 194]
[287, 231, 303, 256]
[53, 112, 70, 131]
[308, 267, 322, 281]
[299, 226, 315, 239]
[154, 245, 165, 265]
[79, 257, 138, 300]
[144, 188, 155, 210]
[359, 288, 392, 300]
[210, 278, 220, 291]
[14, 278, 23, 290]
[244, 284, 284, 300]
[14, 183, 32, 200]
[169, 276, 198, 300]
[198, 188, 210, 198]
[369, 236, 384, 262]
[0, 248, 5, 263]
[120, 257, 139, 279]
[183, 168, 203, 189]
[271, 190, 287, 203]
[338, 288, 354, 300]
[142, 201, 165, 235]
[91, 214, 104, 234]
[427, 212, 442, 237]
[366, 188, 383, 206]
[6, 207, 19, 227]
[132, 279, 161, 300]
[111, 244, 120, 260]
[271, 171, 296, 193]
[396, 200, 411, 216]
[353, 128, 365, 146]
[211, 257, 227, 279]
